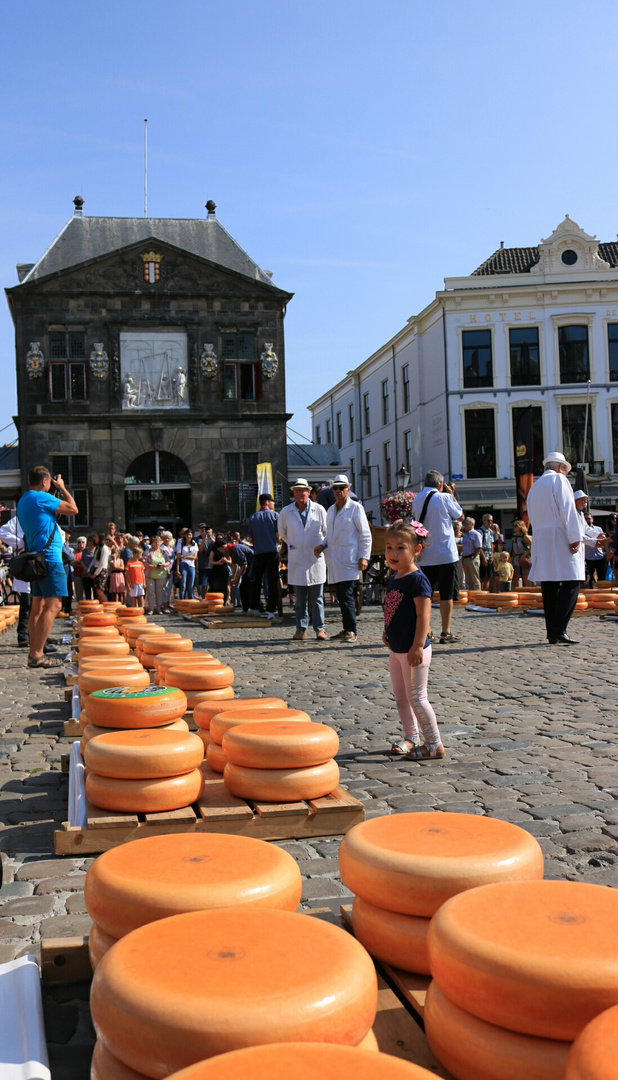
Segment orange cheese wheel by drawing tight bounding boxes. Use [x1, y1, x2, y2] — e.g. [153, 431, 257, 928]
[193, 697, 287, 731]
[224, 760, 339, 802]
[206, 741, 228, 773]
[79, 639, 131, 657]
[115, 606, 145, 618]
[164, 1044, 436, 1080]
[566, 1004, 618, 1080]
[84, 729, 204, 779]
[165, 663, 234, 690]
[352, 896, 430, 975]
[86, 768, 204, 813]
[195, 729, 213, 750]
[78, 657, 143, 671]
[223, 721, 339, 769]
[86, 686, 188, 728]
[89, 922, 119, 972]
[141, 635, 192, 654]
[338, 813, 544, 917]
[425, 981, 570, 1080]
[116, 615, 148, 628]
[427, 880, 618, 1041]
[85, 833, 303, 939]
[184, 688, 235, 710]
[81, 717, 190, 751]
[78, 669, 151, 697]
[155, 652, 216, 673]
[210, 708, 306, 744]
[90, 908, 378, 1075]
[79, 626, 121, 638]
[91, 1041, 149, 1080]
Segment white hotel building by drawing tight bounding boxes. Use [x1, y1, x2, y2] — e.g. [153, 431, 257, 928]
[308, 216, 618, 531]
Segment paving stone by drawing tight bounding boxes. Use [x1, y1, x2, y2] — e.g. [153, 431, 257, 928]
[0, 895, 55, 916]
[0, 881, 35, 898]
[34, 875, 87, 895]
[16, 860, 80, 880]
[0, 919, 33, 940]
[40, 914, 93, 939]
[64, 893, 88, 915]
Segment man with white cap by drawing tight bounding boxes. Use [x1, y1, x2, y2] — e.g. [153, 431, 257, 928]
[314, 474, 372, 643]
[573, 489, 608, 586]
[527, 451, 585, 645]
[278, 478, 328, 641]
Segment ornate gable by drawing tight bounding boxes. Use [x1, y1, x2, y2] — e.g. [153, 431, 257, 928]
[529, 214, 611, 276]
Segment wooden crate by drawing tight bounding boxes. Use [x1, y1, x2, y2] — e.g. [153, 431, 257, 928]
[53, 767, 365, 855]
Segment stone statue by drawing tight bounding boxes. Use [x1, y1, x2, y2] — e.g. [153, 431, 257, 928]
[171, 366, 187, 405]
[26, 342, 45, 379]
[122, 374, 138, 408]
[200, 343, 218, 378]
[89, 342, 109, 379]
[260, 342, 279, 379]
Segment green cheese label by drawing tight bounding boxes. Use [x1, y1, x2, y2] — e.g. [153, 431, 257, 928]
[91, 686, 178, 700]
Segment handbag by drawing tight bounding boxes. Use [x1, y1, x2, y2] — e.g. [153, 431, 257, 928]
[9, 523, 56, 582]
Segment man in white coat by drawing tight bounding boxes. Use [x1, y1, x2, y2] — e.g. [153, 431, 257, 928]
[314, 474, 372, 643]
[277, 478, 328, 642]
[527, 451, 585, 645]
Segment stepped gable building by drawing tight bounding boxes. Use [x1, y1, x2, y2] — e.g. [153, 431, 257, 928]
[309, 215, 618, 531]
[6, 198, 293, 532]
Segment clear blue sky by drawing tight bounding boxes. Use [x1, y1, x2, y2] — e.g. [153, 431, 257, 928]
[2, 0, 617, 446]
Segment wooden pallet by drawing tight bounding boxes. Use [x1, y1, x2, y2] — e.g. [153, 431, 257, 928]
[53, 768, 365, 855]
[198, 616, 274, 629]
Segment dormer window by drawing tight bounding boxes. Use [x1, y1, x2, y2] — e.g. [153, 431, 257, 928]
[561, 249, 578, 266]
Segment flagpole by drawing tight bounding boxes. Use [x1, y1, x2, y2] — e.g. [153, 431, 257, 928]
[144, 119, 148, 218]
[582, 379, 591, 469]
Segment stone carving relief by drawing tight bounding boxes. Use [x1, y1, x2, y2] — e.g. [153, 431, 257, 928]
[119, 332, 189, 410]
[200, 343, 218, 378]
[260, 342, 279, 378]
[89, 342, 109, 379]
[26, 342, 45, 379]
[530, 214, 612, 276]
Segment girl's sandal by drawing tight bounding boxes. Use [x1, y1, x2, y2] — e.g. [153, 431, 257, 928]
[390, 739, 414, 756]
[406, 744, 446, 760]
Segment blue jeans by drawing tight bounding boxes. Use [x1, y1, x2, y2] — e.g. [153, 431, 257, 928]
[294, 583, 325, 633]
[180, 561, 195, 600]
[335, 580, 357, 633]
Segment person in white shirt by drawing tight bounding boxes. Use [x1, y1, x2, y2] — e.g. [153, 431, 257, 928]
[278, 478, 328, 642]
[313, 474, 371, 643]
[461, 518, 483, 590]
[411, 470, 463, 644]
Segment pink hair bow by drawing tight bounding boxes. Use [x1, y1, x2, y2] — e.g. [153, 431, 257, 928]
[410, 520, 428, 537]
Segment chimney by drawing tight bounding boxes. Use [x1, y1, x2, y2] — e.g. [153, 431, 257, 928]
[206, 200, 216, 217]
[500, 240, 504, 249]
[73, 196, 84, 217]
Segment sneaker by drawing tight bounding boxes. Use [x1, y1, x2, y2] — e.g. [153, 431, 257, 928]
[316, 630, 328, 641]
[292, 630, 306, 641]
[343, 632, 357, 643]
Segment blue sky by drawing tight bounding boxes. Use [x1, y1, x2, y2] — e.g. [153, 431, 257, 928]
[2, 0, 618, 446]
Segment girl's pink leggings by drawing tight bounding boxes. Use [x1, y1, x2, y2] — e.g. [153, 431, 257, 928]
[389, 645, 442, 749]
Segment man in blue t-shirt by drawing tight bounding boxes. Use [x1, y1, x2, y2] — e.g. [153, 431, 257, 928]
[247, 493, 281, 619]
[17, 466, 78, 668]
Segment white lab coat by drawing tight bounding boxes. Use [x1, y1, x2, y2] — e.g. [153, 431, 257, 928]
[277, 500, 327, 586]
[324, 497, 372, 583]
[527, 470, 584, 582]
[0, 517, 29, 594]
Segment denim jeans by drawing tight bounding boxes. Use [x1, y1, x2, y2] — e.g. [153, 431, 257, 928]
[180, 561, 195, 600]
[294, 583, 325, 633]
[335, 580, 357, 633]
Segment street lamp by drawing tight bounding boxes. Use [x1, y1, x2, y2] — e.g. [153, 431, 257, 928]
[360, 463, 383, 522]
[395, 464, 410, 491]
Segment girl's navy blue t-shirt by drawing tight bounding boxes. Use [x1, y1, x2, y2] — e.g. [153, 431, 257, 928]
[383, 569, 432, 653]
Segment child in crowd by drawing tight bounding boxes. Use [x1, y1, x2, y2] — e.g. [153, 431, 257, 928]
[497, 550, 515, 592]
[383, 521, 445, 760]
[125, 546, 146, 609]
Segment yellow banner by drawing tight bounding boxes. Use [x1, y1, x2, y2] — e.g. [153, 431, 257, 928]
[256, 462, 274, 510]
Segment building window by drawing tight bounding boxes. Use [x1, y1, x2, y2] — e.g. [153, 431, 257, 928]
[315, 425, 321, 445]
[562, 405, 594, 466]
[510, 327, 540, 386]
[51, 454, 91, 526]
[402, 364, 410, 413]
[224, 452, 259, 522]
[464, 409, 496, 478]
[348, 403, 354, 443]
[612, 405, 618, 469]
[462, 330, 493, 388]
[404, 430, 412, 476]
[364, 450, 373, 497]
[326, 418, 332, 443]
[383, 441, 392, 493]
[336, 411, 342, 449]
[559, 326, 590, 383]
[608, 325, 618, 381]
[349, 458, 355, 491]
[363, 392, 371, 435]
[382, 379, 390, 426]
[48, 332, 87, 402]
[222, 333, 260, 400]
[512, 406, 544, 476]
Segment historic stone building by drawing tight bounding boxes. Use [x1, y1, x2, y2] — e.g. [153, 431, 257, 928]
[6, 198, 292, 533]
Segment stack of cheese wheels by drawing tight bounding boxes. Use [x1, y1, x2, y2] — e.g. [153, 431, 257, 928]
[138, 634, 193, 668]
[153, 651, 216, 683]
[222, 717, 340, 802]
[83, 686, 202, 813]
[163, 658, 235, 711]
[566, 1003, 618, 1080]
[338, 813, 544, 978]
[424, 880, 618, 1080]
[124, 624, 167, 649]
[194, 698, 287, 760]
[492, 592, 519, 609]
[85, 832, 303, 970]
[207, 705, 297, 775]
[175, 599, 211, 615]
[90, 908, 378, 1077]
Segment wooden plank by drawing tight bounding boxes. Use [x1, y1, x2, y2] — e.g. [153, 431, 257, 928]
[253, 800, 310, 819]
[143, 806, 198, 825]
[200, 618, 271, 629]
[63, 720, 82, 738]
[41, 935, 92, 983]
[200, 762, 223, 783]
[197, 781, 254, 821]
[309, 786, 366, 814]
[86, 795, 139, 830]
[373, 976, 452, 1075]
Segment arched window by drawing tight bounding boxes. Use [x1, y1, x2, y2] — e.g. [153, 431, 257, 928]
[125, 452, 191, 487]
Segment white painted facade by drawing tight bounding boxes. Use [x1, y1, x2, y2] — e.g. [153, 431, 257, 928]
[309, 217, 618, 527]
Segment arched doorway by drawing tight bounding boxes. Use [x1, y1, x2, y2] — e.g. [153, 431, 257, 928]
[124, 451, 192, 534]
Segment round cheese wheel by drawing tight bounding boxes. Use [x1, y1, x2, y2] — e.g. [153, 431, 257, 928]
[193, 697, 287, 731]
[211, 708, 306, 744]
[338, 813, 544, 917]
[352, 896, 430, 975]
[86, 686, 188, 728]
[206, 741, 228, 773]
[85, 833, 302, 938]
[424, 981, 570, 1080]
[566, 1004, 618, 1080]
[224, 760, 339, 802]
[81, 718, 190, 751]
[155, 652, 216, 674]
[163, 1043, 437, 1080]
[427, 880, 618, 1040]
[184, 688, 235, 710]
[223, 721, 339, 769]
[79, 639, 131, 657]
[141, 636, 192, 655]
[165, 664, 234, 690]
[78, 658, 143, 671]
[91, 1041, 150, 1080]
[115, 606, 145, 619]
[84, 729, 204, 779]
[79, 626, 121, 638]
[78, 670, 151, 697]
[86, 768, 204, 813]
[116, 615, 148, 629]
[90, 909, 378, 1075]
[89, 922, 118, 972]
[195, 729, 213, 750]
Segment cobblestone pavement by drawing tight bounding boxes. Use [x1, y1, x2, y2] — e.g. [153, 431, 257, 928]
[1, 602, 617, 1076]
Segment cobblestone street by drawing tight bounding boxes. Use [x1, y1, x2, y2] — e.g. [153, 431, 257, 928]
[1, 603, 617, 1076]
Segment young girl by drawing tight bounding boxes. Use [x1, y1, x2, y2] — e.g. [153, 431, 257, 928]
[383, 521, 445, 760]
[107, 542, 127, 603]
